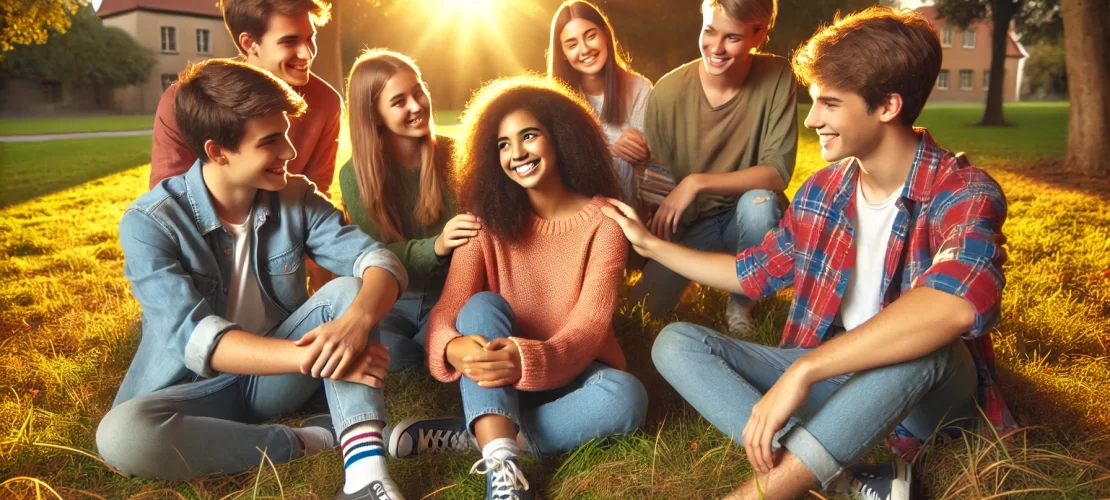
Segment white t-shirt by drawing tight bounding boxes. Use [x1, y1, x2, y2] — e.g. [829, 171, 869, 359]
[585, 73, 652, 205]
[836, 179, 903, 331]
[221, 208, 280, 336]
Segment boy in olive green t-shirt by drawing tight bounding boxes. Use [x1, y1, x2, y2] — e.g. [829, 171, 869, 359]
[634, 0, 798, 335]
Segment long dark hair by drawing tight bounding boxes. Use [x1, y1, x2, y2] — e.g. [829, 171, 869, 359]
[547, 0, 635, 126]
[454, 75, 621, 240]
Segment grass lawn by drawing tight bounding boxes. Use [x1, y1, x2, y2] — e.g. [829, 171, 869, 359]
[2, 102, 1108, 498]
[0, 115, 155, 137]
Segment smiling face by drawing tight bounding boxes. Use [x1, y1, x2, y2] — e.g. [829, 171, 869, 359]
[241, 11, 317, 87]
[214, 111, 297, 192]
[497, 109, 559, 191]
[375, 69, 432, 139]
[804, 83, 884, 163]
[699, 7, 764, 77]
[559, 18, 609, 78]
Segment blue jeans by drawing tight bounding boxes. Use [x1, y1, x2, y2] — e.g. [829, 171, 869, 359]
[631, 190, 783, 315]
[652, 322, 977, 488]
[378, 288, 438, 372]
[455, 292, 648, 457]
[95, 278, 388, 480]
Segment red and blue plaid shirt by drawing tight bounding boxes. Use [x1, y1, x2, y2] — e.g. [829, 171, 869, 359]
[735, 129, 1016, 437]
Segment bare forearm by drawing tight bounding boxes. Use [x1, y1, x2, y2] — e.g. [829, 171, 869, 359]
[642, 237, 745, 294]
[345, 266, 400, 328]
[690, 165, 787, 197]
[210, 330, 304, 375]
[794, 287, 976, 384]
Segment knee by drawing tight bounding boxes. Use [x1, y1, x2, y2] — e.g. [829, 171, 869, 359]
[651, 323, 703, 374]
[316, 276, 363, 315]
[455, 292, 515, 339]
[96, 398, 175, 479]
[600, 370, 649, 432]
[736, 190, 782, 232]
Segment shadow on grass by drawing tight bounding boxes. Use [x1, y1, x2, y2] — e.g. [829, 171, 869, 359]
[0, 135, 153, 209]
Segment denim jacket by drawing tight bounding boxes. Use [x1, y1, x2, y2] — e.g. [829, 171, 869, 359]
[113, 161, 408, 406]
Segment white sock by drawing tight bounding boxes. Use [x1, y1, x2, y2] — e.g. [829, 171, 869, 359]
[291, 425, 336, 456]
[340, 421, 390, 494]
[481, 437, 521, 463]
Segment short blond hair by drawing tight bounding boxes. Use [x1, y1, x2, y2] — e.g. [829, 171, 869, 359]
[704, 0, 777, 32]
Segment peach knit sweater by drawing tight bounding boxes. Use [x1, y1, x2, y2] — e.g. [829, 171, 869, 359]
[425, 196, 629, 391]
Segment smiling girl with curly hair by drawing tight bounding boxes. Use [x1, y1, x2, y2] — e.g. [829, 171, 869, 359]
[387, 75, 648, 500]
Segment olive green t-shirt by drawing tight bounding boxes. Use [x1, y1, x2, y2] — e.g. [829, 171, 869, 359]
[645, 54, 798, 218]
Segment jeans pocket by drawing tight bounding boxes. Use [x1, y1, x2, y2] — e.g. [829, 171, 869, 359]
[264, 244, 307, 310]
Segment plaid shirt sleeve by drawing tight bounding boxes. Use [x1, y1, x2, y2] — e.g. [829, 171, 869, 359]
[912, 169, 1007, 338]
[736, 200, 797, 301]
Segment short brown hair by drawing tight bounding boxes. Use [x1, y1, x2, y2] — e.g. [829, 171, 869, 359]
[175, 59, 307, 162]
[792, 6, 941, 125]
[221, 0, 331, 53]
[704, 0, 777, 32]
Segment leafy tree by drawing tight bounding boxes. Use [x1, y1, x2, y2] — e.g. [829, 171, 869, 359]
[0, 5, 155, 88]
[934, 0, 1061, 125]
[1020, 37, 1066, 100]
[0, 0, 86, 60]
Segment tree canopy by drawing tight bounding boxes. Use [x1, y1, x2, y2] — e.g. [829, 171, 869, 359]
[0, 0, 87, 60]
[0, 5, 155, 88]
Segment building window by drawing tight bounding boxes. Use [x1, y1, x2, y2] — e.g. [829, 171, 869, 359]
[938, 70, 949, 90]
[983, 69, 990, 91]
[962, 29, 976, 49]
[942, 25, 953, 47]
[161, 73, 179, 91]
[196, 29, 211, 54]
[959, 69, 973, 90]
[160, 26, 177, 53]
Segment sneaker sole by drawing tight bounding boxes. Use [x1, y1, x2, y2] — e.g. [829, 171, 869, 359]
[387, 416, 423, 459]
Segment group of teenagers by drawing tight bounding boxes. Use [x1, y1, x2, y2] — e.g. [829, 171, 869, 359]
[93, 0, 1018, 498]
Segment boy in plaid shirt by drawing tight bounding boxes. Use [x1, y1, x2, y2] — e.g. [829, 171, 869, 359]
[603, 7, 1014, 500]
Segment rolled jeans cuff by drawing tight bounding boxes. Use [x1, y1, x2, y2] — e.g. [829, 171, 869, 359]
[781, 424, 845, 489]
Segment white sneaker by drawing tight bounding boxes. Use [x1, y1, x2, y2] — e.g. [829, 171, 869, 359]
[726, 300, 756, 337]
[844, 457, 912, 500]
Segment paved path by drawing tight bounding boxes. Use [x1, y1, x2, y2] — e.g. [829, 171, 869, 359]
[0, 129, 153, 143]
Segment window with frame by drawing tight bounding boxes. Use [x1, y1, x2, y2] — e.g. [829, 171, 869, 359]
[937, 70, 950, 90]
[983, 69, 990, 91]
[40, 81, 63, 103]
[962, 29, 976, 49]
[959, 69, 973, 90]
[161, 26, 177, 52]
[161, 73, 179, 91]
[196, 29, 211, 54]
[942, 25, 953, 47]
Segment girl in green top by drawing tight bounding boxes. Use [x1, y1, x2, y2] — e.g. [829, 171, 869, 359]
[339, 49, 481, 372]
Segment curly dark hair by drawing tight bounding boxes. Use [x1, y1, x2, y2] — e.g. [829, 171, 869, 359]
[453, 74, 621, 240]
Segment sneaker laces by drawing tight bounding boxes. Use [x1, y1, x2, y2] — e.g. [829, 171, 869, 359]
[418, 427, 472, 453]
[470, 456, 530, 500]
[726, 300, 755, 336]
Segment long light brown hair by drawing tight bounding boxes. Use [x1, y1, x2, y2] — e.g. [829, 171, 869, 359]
[346, 49, 444, 242]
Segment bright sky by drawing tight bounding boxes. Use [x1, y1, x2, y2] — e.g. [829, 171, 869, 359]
[91, 0, 102, 10]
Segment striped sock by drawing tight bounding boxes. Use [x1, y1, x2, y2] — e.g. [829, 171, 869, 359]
[340, 421, 389, 494]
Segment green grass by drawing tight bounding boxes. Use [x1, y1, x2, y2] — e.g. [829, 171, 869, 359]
[2, 103, 1108, 499]
[0, 115, 155, 136]
[0, 136, 153, 208]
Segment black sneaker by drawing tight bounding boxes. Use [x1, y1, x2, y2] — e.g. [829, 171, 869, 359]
[846, 456, 912, 500]
[388, 417, 477, 458]
[471, 456, 533, 500]
[335, 478, 405, 500]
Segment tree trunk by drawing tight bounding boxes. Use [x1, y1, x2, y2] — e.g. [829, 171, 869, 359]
[312, 0, 344, 92]
[981, 0, 1017, 125]
[1060, 0, 1110, 177]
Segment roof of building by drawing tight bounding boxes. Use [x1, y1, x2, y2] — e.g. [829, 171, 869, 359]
[914, 5, 1027, 58]
[98, 0, 223, 20]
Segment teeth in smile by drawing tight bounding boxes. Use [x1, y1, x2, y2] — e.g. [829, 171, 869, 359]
[711, 56, 726, 64]
[512, 160, 539, 174]
[290, 64, 307, 71]
[582, 56, 596, 64]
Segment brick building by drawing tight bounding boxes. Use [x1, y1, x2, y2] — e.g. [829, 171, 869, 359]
[915, 5, 1028, 103]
